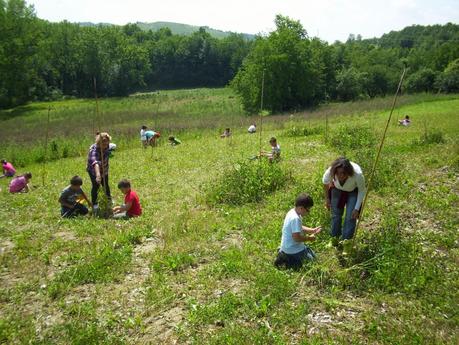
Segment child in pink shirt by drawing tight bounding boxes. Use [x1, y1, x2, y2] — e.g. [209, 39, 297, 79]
[9, 173, 32, 193]
[1, 159, 16, 178]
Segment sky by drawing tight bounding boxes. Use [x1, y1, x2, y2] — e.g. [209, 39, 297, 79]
[28, 0, 459, 42]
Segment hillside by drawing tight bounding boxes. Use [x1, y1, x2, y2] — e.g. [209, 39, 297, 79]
[79, 21, 255, 40]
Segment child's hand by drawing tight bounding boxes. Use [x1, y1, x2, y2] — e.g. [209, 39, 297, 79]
[112, 206, 121, 214]
[313, 226, 322, 234]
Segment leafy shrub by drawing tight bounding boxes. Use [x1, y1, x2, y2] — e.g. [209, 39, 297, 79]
[405, 68, 437, 93]
[284, 125, 323, 137]
[435, 58, 459, 93]
[330, 124, 376, 153]
[206, 160, 290, 205]
[348, 214, 439, 294]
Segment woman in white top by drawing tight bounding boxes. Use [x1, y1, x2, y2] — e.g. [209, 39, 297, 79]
[322, 157, 366, 242]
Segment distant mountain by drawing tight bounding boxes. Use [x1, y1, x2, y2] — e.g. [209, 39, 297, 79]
[78, 21, 255, 40]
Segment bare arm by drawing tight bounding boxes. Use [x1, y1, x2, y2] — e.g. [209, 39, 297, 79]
[292, 232, 316, 242]
[113, 201, 133, 214]
[94, 164, 101, 183]
[81, 192, 92, 207]
[302, 226, 322, 234]
[323, 184, 330, 209]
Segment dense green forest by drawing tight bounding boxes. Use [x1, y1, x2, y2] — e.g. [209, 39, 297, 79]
[0, 0, 458, 111]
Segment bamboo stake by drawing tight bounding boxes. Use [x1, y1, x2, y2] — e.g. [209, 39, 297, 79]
[353, 68, 407, 243]
[93, 77, 108, 198]
[42, 106, 51, 186]
[259, 69, 265, 157]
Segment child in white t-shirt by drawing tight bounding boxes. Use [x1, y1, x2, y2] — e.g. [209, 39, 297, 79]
[274, 193, 321, 269]
[260, 137, 281, 162]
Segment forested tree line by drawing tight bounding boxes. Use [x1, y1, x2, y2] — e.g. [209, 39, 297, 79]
[0, 0, 252, 108]
[232, 16, 459, 113]
[1, 0, 458, 112]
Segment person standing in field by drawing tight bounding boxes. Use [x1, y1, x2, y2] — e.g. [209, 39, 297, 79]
[274, 193, 322, 270]
[140, 125, 148, 148]
[1, 159, 16, 178]
[322, 157, 366, 255]
[9, 172, 32, 193]
[87, 132, 112, 207]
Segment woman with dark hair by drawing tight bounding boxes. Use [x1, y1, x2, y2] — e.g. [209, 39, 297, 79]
[322, 157, 366, 253]
[87, 132, 112, 207]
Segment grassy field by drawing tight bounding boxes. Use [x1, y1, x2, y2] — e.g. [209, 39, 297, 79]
[0, 89, 458, 344]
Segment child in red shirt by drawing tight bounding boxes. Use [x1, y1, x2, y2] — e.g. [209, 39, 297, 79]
[113, 179, 142, 218]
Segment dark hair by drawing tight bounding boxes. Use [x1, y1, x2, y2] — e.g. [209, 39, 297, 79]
[168, 136, 175, 141]
[405, 115, 410, 119]
[70, 175, 83, 186]
[117, 179, 131, 189]
[1, 159, 6, 164]
[23, 172, 32, 179]
[295, 193, 314, 208]
[269, 137, 277, 143]
[330, 157, 354, 177]
[141, 125, 147, 129]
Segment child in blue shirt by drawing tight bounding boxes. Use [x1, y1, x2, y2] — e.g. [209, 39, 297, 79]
[274, 193, 321, 269]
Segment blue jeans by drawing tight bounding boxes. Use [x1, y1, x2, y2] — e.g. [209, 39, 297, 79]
[274, 247, 316, 270]
[330, 188, 358, 240]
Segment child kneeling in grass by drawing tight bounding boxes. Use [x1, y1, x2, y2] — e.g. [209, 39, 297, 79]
[113, 179, 142, 219]
[59, 176, 92, 218]
[274, 193, 321, 270]
[9, 172, 32, 193]
[260, 137, 281, 162]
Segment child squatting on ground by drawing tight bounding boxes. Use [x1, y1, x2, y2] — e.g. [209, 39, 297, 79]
[260, 137, 281, 162]
[274, 193, 322, 270]
[113, 179, 142, 219]
[9, 173, 32, 193]
[59, 176, 92, 218]
[1, 159, 16, 178]
[220, 128, 231, 138]
[168, 136, 182, 146]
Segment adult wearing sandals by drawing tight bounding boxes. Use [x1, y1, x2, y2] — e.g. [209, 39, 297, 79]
[323, 157, 366, 255]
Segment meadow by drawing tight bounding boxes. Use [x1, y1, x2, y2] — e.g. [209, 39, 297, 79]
[0, 88, 458, 344]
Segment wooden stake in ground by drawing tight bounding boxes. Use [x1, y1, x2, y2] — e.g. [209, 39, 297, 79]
[258, 69, 265, 157]
[353, 68, 407, 243]
[42, 106, 51, 186]
[93, 77, 109, 204]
